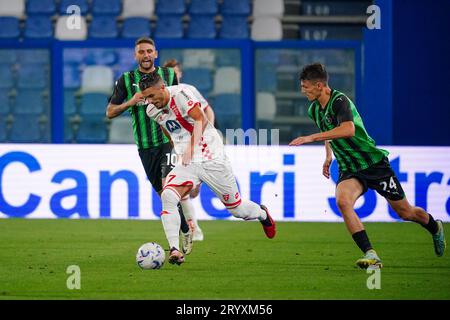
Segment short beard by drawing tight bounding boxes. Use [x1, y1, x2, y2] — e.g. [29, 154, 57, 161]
[140, 60, 154, 71]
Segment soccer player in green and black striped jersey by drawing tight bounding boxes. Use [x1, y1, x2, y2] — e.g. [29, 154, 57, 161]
[106, 37, 193, 254]
[289, 63, 446, 268]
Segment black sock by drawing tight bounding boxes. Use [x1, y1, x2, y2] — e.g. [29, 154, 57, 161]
[422, 213, 439, 235]
[178, 203, 190, 233]
[352, 230, 373, 254]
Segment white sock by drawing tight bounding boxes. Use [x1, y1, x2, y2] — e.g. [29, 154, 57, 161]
[228, 199, 267, 221]
[161, 188, 181, 250]
[180, 196, 195, 221]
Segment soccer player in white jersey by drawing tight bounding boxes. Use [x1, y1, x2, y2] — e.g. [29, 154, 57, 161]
[163, 59, 217, 242]
[138, 72, 276, 265]
[160, 60, 215, 241]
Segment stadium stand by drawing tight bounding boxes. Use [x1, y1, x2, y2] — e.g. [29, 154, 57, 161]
[251, 17, 283, 41]
[0, 0, 371, 144]
[154, 15, 184, 39]
[187, 15, 217, 39]
[221, 0, 251, 16]
[108, 116, 135, 144]
[59, 0, 89, 15]
[55, 15, 88, 40]
[121, 0, 154, 18]
[26, 0, 57, 16]
[0, 0, 25, 18]
[89, 16, 119, 39]
[92, 0, 122, 16]
[24, 16, 53, 39]
[189, 0, 218, 15]
[121, 17, 151, 38]
[156, 0, 186, 15]
[219, 16, 249, 39]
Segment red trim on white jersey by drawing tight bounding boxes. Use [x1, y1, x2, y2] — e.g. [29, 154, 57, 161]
[169, 97, 193, 133]
[163, 181, 194, 196]
[187, 102, 201, 115]
[223, 198, 242, 209]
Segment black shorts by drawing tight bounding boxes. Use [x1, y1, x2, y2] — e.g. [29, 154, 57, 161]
[138, 143, 174, 193]
[337, 157, 405, 201]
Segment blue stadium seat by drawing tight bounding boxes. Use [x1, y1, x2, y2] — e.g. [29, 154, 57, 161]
[214, 93, 241, 116]
[0, 117, 6, 142]
[17, 64, 48, 89]
[255, 66, 277, 92]
[188, 0, 218, 15]
[18, 50, 49, 64]
[0, 17, 21, 39]
[9, 115, 44, 143]
[77, 115, 108, 143]
[154, 15, 184, 39]
[215, 50, 240, 67]
[182, 68, 212, 92]
[0, 50, 17, 64]
[24, 16, 53, 39]
[64, 89, 78, 114]
[121, 17, 151, 39]
[0, 89, 12, 114]
[26, 0, 57, 16]
[221, 0, 251, 16]
[0, 65, 14, 89]
[219, 16, 249, 39]
[92, 0, 122, 16]
[187, 15, 216, 39]
[89, 16, 119, 39]
[156, 0, 185, 15]
[59, 0, 89, 15]
[80, 93, 109, 115]
[64, 64, 81, 89]
[84, 49, 118, 66]
[13, 89, 48, 115]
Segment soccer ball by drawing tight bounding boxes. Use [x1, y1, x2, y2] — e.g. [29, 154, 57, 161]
[136, 242, 166, 270]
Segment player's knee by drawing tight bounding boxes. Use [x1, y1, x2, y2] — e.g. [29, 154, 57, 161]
[336, 197, 353, 212]
[161, 188, 180, 212]
[393, 205, 413, 221]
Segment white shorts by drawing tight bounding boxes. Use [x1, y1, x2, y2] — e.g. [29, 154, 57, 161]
[163, 157, 242, 209]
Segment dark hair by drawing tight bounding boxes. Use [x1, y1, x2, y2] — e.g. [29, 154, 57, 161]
[299, 63, 328, 83]
[135, 37, 155, 47]
[163, 58, 180, 68]
[139, 71, 163, 91]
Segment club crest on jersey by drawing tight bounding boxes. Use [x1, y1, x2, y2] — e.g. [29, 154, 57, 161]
[223, 194, 230, 201]
[166, 120, 181, 133]
[325, 114, 333, 125]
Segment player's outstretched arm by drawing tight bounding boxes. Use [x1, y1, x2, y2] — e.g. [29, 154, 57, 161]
[289, 121, 355, 146]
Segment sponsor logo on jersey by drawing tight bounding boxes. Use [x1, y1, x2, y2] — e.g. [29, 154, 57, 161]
[166, 120, 182, 133]
[180, 90, 191, 101]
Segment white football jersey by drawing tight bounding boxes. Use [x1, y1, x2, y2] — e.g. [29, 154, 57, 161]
[178, 83, 210, 111]
[146, 85, 224, 163]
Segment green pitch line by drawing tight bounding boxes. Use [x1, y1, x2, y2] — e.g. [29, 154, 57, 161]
[0, 219, 449, 300]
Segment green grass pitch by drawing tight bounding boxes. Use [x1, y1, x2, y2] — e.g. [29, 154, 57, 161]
[0, 219, 449, 299]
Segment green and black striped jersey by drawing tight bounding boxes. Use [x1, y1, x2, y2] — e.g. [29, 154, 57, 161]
[307, 89, 389, 173]
[109, 66, 177, 150]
